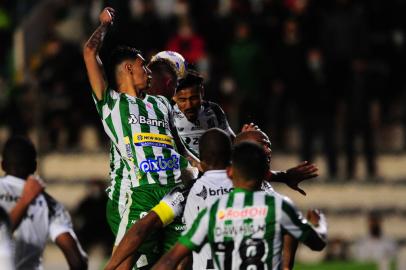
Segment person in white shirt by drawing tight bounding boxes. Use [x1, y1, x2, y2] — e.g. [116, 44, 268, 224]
[352, 211, 397, 270]
[0, 136, 88, 270]
[0, 206, 13, 270]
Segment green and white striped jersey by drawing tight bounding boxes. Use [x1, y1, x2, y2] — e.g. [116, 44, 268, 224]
[92, 89, 189, 201]
[179, 188, 316, 270]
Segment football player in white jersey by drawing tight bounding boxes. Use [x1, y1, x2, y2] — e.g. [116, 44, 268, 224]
[152, 142, 327, 270]
[0, 137, 87, 270]
[0, 207, 13, 270]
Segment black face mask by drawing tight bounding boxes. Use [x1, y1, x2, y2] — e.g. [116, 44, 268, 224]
[370, 225, 382, 238]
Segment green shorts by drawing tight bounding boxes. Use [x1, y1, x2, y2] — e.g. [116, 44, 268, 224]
[106, 184, 185, 269]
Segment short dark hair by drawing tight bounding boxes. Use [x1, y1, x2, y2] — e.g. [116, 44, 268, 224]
[232, 142, 269, 181]
[148, 59, 177, 82]
[199, 128, 231, 167]
[2, 136, 37, 175]
[108, 46, 143, 88]
[176, 69, 203, 93]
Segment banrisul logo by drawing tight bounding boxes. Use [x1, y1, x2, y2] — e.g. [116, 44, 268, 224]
[128, 114, 169, 129]
[139, 155, 179, 173]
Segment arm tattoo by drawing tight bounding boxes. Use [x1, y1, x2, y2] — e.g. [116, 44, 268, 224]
[86, 24, 109, 51]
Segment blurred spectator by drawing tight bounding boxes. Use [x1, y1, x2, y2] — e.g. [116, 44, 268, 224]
[227, 21, 264, 129]
[324, 237, 349, 261]
[73, 180, 114, 256]
[0, 2, 12, 77]
[166, 17, 208, 75]
[352, 211, 397, 269]
[35, 36, 90, 151]
[268, 18, 308, 150]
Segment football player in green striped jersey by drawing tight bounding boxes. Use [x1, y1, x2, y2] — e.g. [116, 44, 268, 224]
[83, 7, 198, 269]
[152, 142, 327, 270]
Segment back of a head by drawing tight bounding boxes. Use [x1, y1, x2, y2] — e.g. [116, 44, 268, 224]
[108, 46, 142, 88]
[199, 128, 232, 168]
[2, 136, 37, 177]
[232, 142, 269, 182]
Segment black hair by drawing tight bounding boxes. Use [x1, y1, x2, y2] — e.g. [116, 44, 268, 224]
[108, 46, 143, 89]
[176, 69, 204, 93]
[2, 136, 37, 177]
[232, 142, 269, 181]
[199, 128, 232, 168]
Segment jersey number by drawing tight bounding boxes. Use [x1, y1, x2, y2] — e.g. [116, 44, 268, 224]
[214, 238, 266, 270]
[185, 136, 199, 145]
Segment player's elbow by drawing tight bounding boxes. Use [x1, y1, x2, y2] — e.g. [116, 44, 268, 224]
[303, 233, 327, 251]
[83, 43, 97, 59]
[308, 238, 326, 251]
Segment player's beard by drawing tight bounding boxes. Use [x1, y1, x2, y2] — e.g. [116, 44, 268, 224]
[184, 109, 198, 122]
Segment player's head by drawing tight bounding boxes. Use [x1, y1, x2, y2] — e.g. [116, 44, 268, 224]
[148, 51, 187, 99]
[1, 136, 37, 179]
[109, 46, 151, 93]
[228, 142, 269, 190]
[234, 130, 272, 164]
[199, 128, 232, 171]
[147, 59, 178, 99]
[173, 70, 204, 122]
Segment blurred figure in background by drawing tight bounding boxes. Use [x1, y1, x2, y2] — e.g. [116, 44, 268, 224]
[74, 180, 114, 256]
[0, 136, 88, 270]
[227, 21, 264, 129]
[166, 17, 208, 76]
[0, 206, 13, 270]
[352, 211, 397, 270]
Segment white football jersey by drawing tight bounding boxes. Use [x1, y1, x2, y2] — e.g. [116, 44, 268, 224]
[0, 175, 73, 270]
[184, 170, 233, 269]
[173, 101, 235, 155]
[0, 207, 13, 270]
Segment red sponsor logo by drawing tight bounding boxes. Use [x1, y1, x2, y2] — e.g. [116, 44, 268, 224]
[217, 207, 268, 220]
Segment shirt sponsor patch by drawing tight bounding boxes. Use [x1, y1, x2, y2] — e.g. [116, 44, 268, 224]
[133, 133, 174, 148]
[139, 155, 180, 173]
[128, 114, 169, 129]
[217, 206, 268, 220]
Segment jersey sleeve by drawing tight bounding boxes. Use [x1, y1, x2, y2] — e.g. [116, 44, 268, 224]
[48, 201, 74, 242]
[280, 198, 314, 241]
[151, 184, 190, 227]
[184, 184, 207, 229]
[91, 87, 119, 117]
[178, 208, 209, 252]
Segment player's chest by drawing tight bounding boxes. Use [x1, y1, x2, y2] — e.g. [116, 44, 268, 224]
[124, 99, 170, 130]
[175, 111, 218, 135]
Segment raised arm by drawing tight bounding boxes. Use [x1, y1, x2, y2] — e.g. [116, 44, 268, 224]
[10, 175, 45, 231]
[266, 161, 319, 196]
[83, 7, 115, 100]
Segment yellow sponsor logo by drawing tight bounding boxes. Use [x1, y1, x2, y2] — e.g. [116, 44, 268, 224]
[133, 133, 174, 148]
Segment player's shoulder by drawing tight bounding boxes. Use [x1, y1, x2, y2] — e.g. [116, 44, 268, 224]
[204, 101, 224, 113]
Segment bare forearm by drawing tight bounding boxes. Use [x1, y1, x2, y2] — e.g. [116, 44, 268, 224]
[265, 170, 285, 183]
[282, 234, 298, 270]
[84, 23, 109, 55]
[83, 23, 109, 99]
[10, 197, 34, 231]
[152, 255, 180, 270]
[106, 215, 161, 270]
[105, 227, 146, 270]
